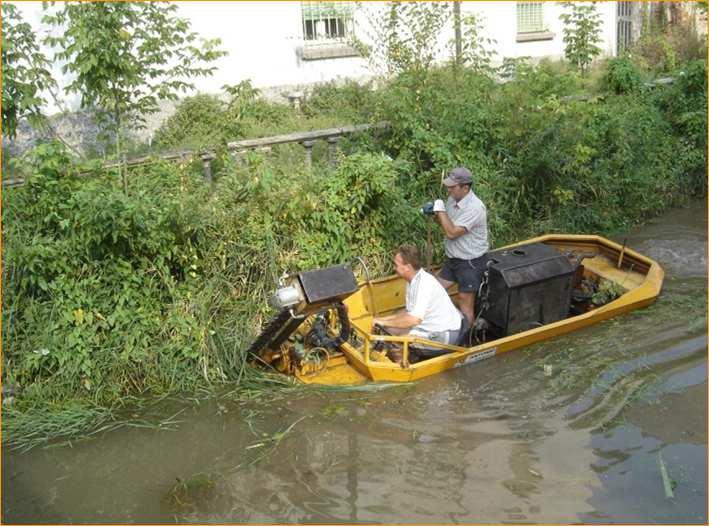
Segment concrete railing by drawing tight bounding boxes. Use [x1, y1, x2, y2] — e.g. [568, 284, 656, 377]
[2, 121, 389, 187]
[228, 122, 388, 170]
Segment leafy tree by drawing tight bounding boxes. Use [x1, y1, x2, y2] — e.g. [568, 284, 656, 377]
[355, 2, 450, 79]
[452, 13, 497, 75]
[42, 2, 226, 188]
[1, 4, 56, 139]
[560, 2, 603, 75]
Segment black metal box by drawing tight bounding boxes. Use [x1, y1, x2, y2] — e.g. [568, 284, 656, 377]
[297, 264, 358, 304]
[485, 242, 575, 335]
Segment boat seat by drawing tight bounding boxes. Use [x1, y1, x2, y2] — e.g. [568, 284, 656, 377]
[412, 318, 470, 360]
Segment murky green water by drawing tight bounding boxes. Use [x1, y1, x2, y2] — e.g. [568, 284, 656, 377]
[3, 201, 707, 524]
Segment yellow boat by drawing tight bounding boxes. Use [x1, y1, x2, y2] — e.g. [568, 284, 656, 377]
[248, 234, 664, 385]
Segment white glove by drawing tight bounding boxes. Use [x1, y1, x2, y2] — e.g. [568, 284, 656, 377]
[433, 199, 446, 213]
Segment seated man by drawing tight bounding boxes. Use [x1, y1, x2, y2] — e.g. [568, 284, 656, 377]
[372, 245, 462, 353]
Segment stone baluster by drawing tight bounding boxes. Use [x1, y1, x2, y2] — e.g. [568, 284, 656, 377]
[327, 136, 341, 169]
[232, 148, 247, 168]
[200, 152, 215, 184]
[301, 140, 316, 170]
[287, 91, 304, 112]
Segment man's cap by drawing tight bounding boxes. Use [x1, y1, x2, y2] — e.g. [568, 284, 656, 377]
[443, 167, 473, 186]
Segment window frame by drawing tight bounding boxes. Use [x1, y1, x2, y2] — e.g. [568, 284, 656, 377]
[517, 1, 545, 34]
[301, 1, 354, 47]
[515, 1, 554, 43]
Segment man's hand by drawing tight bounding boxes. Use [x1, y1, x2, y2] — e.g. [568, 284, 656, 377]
[420, 201, 435, 215]
[433, 199, 446, 213]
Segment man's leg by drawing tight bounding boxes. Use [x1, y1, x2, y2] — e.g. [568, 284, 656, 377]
[457, 291, 475, 324]
[382, 327, 410, 363]
[456, 256, 486, 324]
[438, 272, 470, 321]
[437, 275, 454, 289]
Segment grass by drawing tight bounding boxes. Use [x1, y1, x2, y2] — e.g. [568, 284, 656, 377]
[2, 369, 300, 453]
[1, 394, 190, 453]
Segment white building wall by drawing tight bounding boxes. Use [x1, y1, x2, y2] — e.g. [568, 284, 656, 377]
[177, 1, 373, 93]
[177, 2, 621, 95]
[11, 1, 622, 109]
[460, 2, 618, 61]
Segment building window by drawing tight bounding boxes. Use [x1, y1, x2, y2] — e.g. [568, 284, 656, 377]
[517, 2, 544, 33]
[515, 2, 553, 42]
[301, 1, 354, 46]
[617, 2, 633, 53]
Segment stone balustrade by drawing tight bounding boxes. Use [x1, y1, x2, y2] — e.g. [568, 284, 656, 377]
[2, 122, 388, 187]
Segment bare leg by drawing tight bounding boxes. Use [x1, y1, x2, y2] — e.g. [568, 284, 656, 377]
[457, 291, 475, 324]
[438, 274, 473, 321]
[380, 326, 409, 363]
[437, 275, 454, 289]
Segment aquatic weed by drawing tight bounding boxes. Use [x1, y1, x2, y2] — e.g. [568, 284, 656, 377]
[165, 471, 221, 512]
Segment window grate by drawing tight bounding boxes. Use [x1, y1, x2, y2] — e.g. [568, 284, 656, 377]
[617, 1, 632, 18]
[517, 2, 544, 34]
[616, 2, 633, 53]
[301, 1, 354, 46]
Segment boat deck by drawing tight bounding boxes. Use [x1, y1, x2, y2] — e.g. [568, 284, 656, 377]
[583, 255, 646, 290]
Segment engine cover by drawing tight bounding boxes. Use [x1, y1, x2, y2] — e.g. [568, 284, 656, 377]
[485, 242, 576, 335]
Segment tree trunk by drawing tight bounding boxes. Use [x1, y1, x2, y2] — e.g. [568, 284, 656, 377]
[115, 109, 128, 196]
[453, 1, 462, 67]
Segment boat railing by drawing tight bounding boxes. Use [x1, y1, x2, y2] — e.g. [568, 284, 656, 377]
[347, 322, 463, 368]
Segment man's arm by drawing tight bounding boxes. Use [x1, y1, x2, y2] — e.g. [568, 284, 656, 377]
[373, 311, 422, 329]
[435, 211, 467, 240]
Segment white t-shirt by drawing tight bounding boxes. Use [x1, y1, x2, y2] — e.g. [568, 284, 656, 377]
[444, 191, 489, 260]
[406, 269, 462, 334]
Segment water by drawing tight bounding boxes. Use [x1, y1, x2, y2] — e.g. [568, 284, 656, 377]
[3, 201, 707, 524]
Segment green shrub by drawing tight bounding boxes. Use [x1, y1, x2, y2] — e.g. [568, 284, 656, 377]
[302, 80, 378, 122]
[602, 56, 645, 94]
[633, 21, 707, 73]
[648, 59, 708, 195]
[152, 94, 240, 151]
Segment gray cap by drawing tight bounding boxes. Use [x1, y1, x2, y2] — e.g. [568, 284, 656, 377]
[443, 166, 473, 187]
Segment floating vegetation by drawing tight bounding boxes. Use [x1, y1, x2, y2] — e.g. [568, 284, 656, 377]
[313, 382, 415, 393]
[165, 472, 220, 512]
[320, 404, 348, 418]
[591, 279, 625, 306]
[657, 451, 676, 499]
[241, 416, 308, 467]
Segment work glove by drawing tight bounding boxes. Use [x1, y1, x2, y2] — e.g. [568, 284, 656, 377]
[420, 201, 435, 215]
[433, 199, 446, 213]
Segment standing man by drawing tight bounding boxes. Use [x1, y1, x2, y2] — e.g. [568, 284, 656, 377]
[431, 167, 489, 324]
[372, 245, 462, 346]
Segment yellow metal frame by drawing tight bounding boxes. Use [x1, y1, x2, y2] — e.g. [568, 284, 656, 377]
[294, 234, 664, 385]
